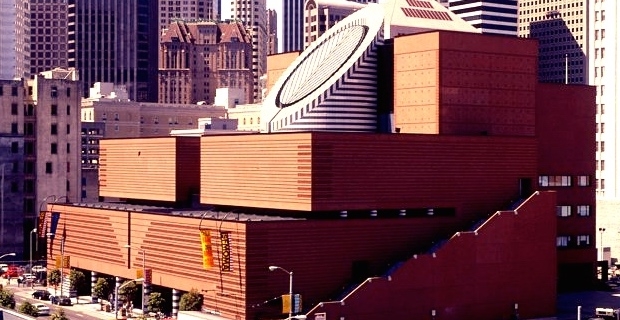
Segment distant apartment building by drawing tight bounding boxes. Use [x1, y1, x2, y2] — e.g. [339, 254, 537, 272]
[303, 0, 366, 48]
[448, 0, 517, 36]
[0, 0, 29, 80]
[231, 0, 268, 101]
[159, 0, 219, 33]
[266, 9, 278, 55]
[82, 83, 228, 139]
[517, 0, 588, 84]
[0, 79, 26, 256]
[0, 68, 81, 259]
[158, 20, 254, 105]
[68, 0, 159, 102]
[29, 0, 69, 76]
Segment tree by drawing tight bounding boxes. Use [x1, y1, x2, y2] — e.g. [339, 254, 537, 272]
[93, 277, 112, 301]
[69, 269, 86, 291]
[48, 269, 62, 289]
[118, 280, 138, 303]
[147, 292, 165, 313]
[50, 308, 69, 320]
[17, 301, 39, 317]
[179, 289, 203, 311]
[0, 288, 16, 309]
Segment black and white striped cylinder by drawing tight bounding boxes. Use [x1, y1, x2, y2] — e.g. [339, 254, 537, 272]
[262, 3, 385, 133]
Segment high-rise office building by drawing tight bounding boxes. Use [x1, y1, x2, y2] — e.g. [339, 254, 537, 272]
[0, 0, 29, 80]
[67, 0, 159, 102]
[517, 0, 588, 84]
[232, 0, 267, 101]
[29, 0, 69, 76]
[283, 0, 376, 52]
[159, 21, 254, 105]
[303, 0, 366, 48]
[158, 0, 219, 33]
[266, 9, 278, 56]
[448, 0, 517, 36]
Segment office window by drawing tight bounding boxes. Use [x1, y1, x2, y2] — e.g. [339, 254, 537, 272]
[539, 175, 571, 187]
[576, 205, 590, 217]
[557, 206, 571, 217]
[67, 143, 70, 153]
[11, 86, 18, 96]
[51, 104, 58, 115]
[51, 86, 58, 97]
[11, 142, 18, 153]
[45, 162, 53, 174]
[67, 124, 70, 134]
[51, 143, 58, 154]
[576, 235, 590, 246]
[51, 124, 57, 135]
[66, 104, 71, 115]
[577, 176, 590, 186]
[557, 236, 570, 247]
[10, 182, 18, 193]
[11, 103, 18, 115]
[11, 123, 18, 134]
[66, 87, 71, 97]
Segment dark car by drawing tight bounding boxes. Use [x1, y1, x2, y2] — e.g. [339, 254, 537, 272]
[31, 290, 50, 300]
[51, 295, 72, 306]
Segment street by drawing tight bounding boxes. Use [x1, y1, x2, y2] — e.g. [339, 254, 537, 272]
[4, 279, 108, 320]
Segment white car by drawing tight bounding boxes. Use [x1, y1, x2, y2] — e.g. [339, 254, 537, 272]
[31, 265, 46, 273]
[22, 273, 36, 281]
[32, 303, 50, 316]
[0, 264, 7, 272]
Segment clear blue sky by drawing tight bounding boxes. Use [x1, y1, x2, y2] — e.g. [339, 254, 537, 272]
[221, 0, 282, 51]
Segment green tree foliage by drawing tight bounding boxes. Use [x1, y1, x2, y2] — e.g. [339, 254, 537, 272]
[48, 269, 62, 288]
[93, 277, 112, 301]
[119, 280, 138, 303]
[147, 292, 165, 313]
[69, 269, 86, 291]
[179, 289, 203, 311]
[17, 301, 39, 317]
[0, 287, 16, 309]
[50, 308, 69, 320]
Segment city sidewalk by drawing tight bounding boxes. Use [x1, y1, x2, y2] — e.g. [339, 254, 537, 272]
[1, 277, 122, 320]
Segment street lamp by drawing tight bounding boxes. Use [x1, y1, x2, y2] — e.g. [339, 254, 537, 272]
[29, 228, 37, 272]
[124, 245, 146, 314]
[115, 278, 144, 319]
[600, 227, 607, 261]
[269, 265, 293, 320]
[0, 253, 16, 260]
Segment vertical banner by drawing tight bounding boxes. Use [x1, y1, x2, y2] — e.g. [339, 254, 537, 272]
[37, 211, 47, 238]
[62, 256, 70, 268]
[144, 268, 152, 284]
[281, 294, 292, 314]
[50, 212, 60, 238]
[220, 231, 232, 272]
[200, 230, 214, 269]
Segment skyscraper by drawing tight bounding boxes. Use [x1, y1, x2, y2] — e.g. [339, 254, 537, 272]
[67, 0, 159, 102]
[29, 0, 69, 76]
[517, 0, 588, 84]
[232, 0, 267, 101]
[158, 0, 219, 33]
[0, 0, 29, 80]
[448, 0, 518, 36]
[266, 9, 278, 56]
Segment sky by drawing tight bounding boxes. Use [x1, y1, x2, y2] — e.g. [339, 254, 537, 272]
[221, 0, 282, 51]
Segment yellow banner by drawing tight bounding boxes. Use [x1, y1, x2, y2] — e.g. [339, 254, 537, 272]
[282, 294, 292, 314]
[136, 269, 144, 279]
[200, 230, 214, 269]
[55, 256, 61, 268]
[62, 256, 70, 268]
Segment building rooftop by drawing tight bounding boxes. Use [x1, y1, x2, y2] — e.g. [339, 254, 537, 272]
[72, 202, 304, 222]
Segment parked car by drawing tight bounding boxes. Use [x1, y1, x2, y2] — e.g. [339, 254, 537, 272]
[31, 265, 46, 273]
[51, 295, 72, 306]
[32, 303, 50, 316]
[0, 264, 8, 273]
[21, 273, 36, 281]
[31, 290, 51, 300]
[3, 265, 21, 278]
